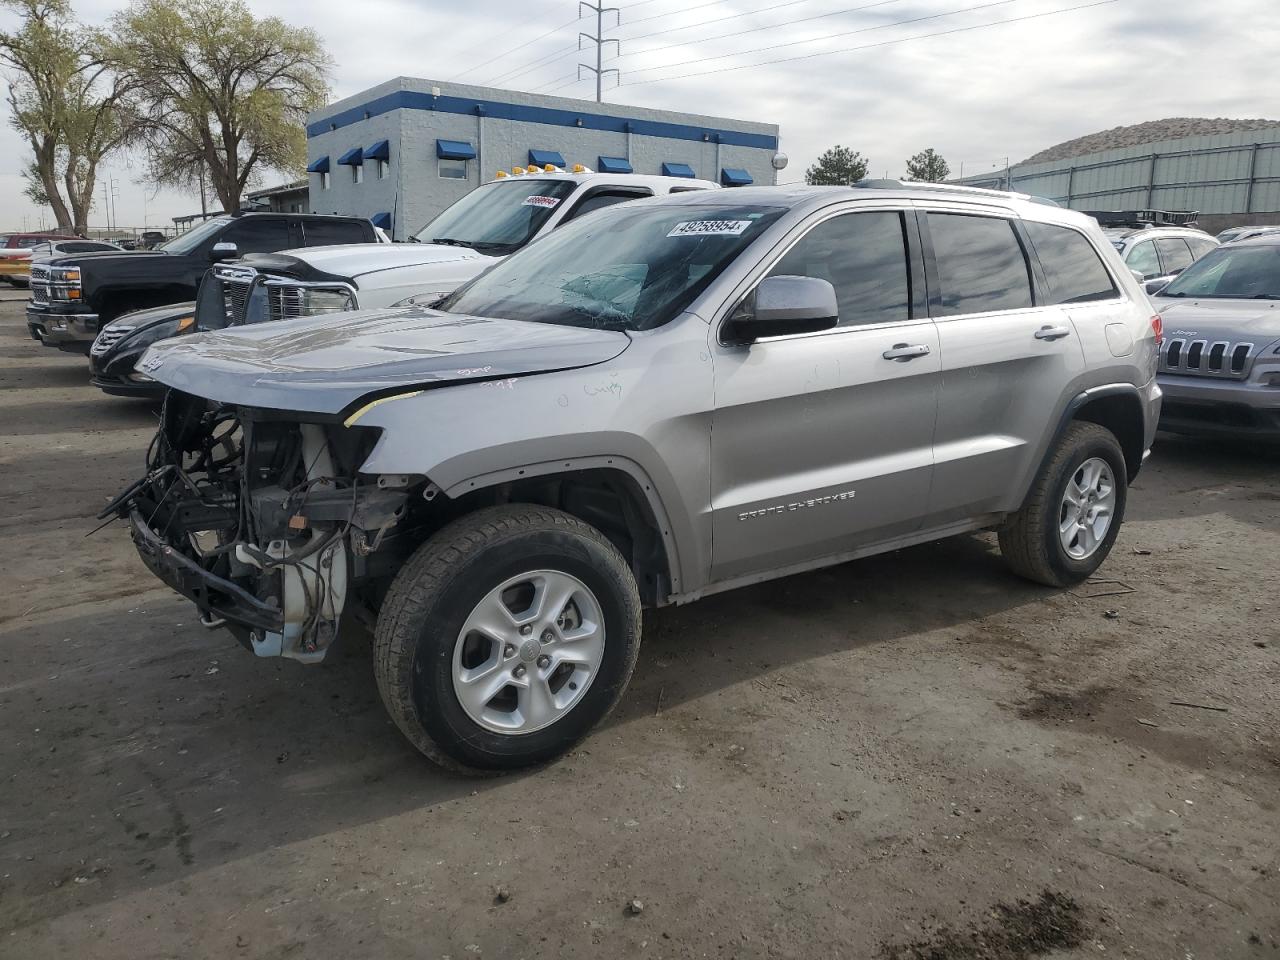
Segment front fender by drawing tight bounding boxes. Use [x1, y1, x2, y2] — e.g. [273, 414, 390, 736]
[352, 314, 717, 595]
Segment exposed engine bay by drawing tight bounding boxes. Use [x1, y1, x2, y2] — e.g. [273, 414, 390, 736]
[103, 391, 415, 661]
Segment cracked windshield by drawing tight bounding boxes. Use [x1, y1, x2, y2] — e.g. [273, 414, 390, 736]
[441, 204, 785, 330]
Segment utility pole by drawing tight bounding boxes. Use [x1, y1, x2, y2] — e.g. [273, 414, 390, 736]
[578, 1, 620, 102]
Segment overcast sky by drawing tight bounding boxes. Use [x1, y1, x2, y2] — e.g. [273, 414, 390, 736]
[0, 0, 1275, 230]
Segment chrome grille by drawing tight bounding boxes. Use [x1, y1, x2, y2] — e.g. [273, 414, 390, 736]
[266, 285, 305, 322]
[1160, 337, 1255, 379]
[221, 278, 252, 325]
[91, 326, 129, 357]
[29, 263, 49, 303]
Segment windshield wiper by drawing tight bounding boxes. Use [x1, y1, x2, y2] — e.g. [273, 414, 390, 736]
[428, 238, 473, 248]
[1252, 293, 1280, 300]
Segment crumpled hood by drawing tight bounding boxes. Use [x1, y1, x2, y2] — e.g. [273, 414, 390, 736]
[138, 305, 630, 415]
[1156, 297, 1280, 345]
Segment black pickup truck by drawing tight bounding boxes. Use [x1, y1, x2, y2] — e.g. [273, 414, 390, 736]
[26, 211, 381, 353]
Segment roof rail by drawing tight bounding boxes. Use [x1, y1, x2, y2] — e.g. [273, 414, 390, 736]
[852, 178, 1061, 206]
[1085, 209, 1199, 228]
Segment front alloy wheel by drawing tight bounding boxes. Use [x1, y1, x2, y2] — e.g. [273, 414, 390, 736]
[453, 570, 606, 734]
[374, 505, 642, 773]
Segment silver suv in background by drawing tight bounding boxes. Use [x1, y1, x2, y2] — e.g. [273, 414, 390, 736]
[1089, 210, 1218, 292]
[1152, 234, 1280, 438]
[107, 181, 1162, 772]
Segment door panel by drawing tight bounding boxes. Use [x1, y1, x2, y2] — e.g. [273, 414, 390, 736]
[922, 211, 1086, 524]
[710, 322, 940, 580]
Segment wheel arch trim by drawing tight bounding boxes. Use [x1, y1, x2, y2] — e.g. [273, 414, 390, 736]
[442, 454, 686, 598]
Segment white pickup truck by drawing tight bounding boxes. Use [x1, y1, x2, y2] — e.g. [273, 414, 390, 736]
[196, 168, 718, 328]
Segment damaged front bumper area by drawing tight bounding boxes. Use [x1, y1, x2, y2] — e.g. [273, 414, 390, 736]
[103, 392, 414, 662]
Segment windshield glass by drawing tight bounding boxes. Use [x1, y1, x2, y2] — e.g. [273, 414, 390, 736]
[157, 217, 231, 255]
[440, 203, 786, 331]
[411, 179, 577, 253]
[1161, 243, 1280, 299]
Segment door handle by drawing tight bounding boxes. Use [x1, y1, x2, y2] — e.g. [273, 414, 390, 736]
[1034, 325, 1072, 341]
[882, 343, 932, 361]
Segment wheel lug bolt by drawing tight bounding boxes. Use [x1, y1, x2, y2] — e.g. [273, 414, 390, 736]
[537, 655, 551, 668]
[542, 630, 555, 644]
[503, 644, 515, 658]
[520, 624, 533, 636]
[513, 664, 526, 678]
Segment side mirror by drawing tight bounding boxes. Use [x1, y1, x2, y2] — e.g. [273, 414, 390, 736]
[209, 241, 238, 262]
[1144, 278, 1170, 296]
[727, 275, 838, 343]
[1130, 268, 1145, 284]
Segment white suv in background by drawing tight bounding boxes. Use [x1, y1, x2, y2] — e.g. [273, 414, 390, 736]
[1089, 210, 1218, 292]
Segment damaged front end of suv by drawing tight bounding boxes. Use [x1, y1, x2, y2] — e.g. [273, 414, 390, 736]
[104, 392, 417, 662]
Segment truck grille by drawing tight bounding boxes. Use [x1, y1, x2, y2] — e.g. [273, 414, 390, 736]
[267, 285, 306, 321]
[29, 263, 49, 303]
[221, 277, 254, 325]
[1160, 337, 1256, 379]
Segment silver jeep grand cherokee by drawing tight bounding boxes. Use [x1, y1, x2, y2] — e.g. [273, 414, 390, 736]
[105, 182, 1163, 772]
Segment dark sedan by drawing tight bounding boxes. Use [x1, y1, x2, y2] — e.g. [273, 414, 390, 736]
[89, 302, 195, 397]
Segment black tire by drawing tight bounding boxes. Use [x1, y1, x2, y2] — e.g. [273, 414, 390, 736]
[999, 421, 1128, 587]
[374, 505, 642, 773]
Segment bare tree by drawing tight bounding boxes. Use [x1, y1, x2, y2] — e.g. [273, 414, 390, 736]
[108, 0, 331, 213]
[0, 0, 138, 233]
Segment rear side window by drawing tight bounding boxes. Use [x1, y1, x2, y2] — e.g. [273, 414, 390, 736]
[927, 213, 1032, 315]
[302, 218, 370, 247]
[1022, 221, 1118, 304]
[221, 218, 290, 255]
[1155, 237, 1194, 275]
[1186, 237, 1217, 259]
[766, 211, 911, 327]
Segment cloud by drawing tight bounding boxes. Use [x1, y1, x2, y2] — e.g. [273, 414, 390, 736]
[0, 0, 1273, 228]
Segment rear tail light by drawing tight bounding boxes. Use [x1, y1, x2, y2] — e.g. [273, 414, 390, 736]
[1150, 314, 1164, 346]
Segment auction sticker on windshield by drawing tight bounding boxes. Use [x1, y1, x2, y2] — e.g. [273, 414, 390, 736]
[523, 196, 562, 208]
[667, 220, 752, 238]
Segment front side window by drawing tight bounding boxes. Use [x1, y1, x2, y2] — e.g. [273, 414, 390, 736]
[1160, 244, 1280, 299]
[439, 158, 467, 180]
[564, 190, 652, 222]
[1155, 237, 1194, 275]
[1022, 221, 1118, 304]
[766, 211, 910, 327]
[928, 213, 1033, 315]
[221, 218, 290, 256]
[412, 178, 578, 254]
[156, 216, 233, 255]
[442, 203, 786, 331]
[1125, 239, 1160, 279]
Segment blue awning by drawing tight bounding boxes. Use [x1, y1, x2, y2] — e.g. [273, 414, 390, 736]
[306, 156, 330, 174]
[720, 167, 753, 186]
[597, 156, 633, 174]
[528, 149, 566, 168]
[337, 147, 364, 166]
[662, 162, 695, 178]
[363, 140, 390, 161]
[436, 139, 476, 160]
[371, 211, 392, 229]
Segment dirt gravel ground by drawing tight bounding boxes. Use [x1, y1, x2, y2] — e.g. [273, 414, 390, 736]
[0, 297, 1277, 959]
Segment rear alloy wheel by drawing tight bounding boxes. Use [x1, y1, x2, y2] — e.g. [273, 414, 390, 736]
[999, 421, 1128, 587]
[374, 505, 641, 773]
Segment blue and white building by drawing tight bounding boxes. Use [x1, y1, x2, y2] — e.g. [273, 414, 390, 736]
[305, 78, 782, 239]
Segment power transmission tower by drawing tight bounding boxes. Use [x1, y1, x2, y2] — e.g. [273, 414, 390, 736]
[578, 1, 619, 102]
